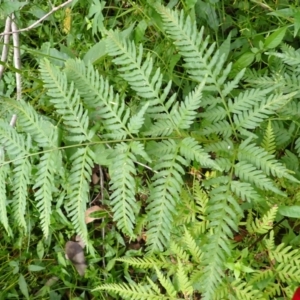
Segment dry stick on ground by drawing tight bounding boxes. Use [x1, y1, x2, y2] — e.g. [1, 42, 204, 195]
[0, 0, 74, 36]
[9, 13, 21, 127]
[0, 17, 12, 80]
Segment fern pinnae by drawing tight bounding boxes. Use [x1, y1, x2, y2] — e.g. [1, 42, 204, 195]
[109, 142, 139, 237]
[246, 205, 278, 234]
[154, 266, 177, 297]
[201, 186, 241, 299]
[146, 141, 187, 252]
[65, 146, 95, 245]
[33, 151, 58, 237]
[0, 122, 31, 229]
[261, 121, 276, 154]
[238, 139, 298, 182]
[234, 161, 285, 195]
[176, 261, 193, 296]
[106, 30, 170, 109]
[40, 59, 92, 142]
[12, 159, 31, 229]
[93, 282, 167, 300]
[65, 59, 134, 139]
[0, 148, 9, 233]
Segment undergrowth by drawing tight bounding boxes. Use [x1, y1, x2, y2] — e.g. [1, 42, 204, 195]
[1, 0, 300, 299]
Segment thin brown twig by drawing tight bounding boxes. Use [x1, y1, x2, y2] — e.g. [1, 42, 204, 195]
[0, 0, 74, 36]
[0, 17, 12, 79]
[11, 13, 22, 100]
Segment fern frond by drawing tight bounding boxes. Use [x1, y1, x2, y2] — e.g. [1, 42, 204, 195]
[232, 280, 264, 300]
[246, 206, 278, 234]
[156, 5, 227, 88]
[106, 30, 171, 110]
[200, 120, 232, 138]
[176, 261, 193, 295]
[234, 93, 295, 131]
[238, 139, 298, 182]
[179, 137, 221, 170]
[40, 59, 92, 142]
[170, 82, 204, 129]
[270, 243, 300, 265]
[0, 148, 9, 233]
[146, 140, 186, 252]
[183, 228, 202, 263]
[11, 159, 31, 229]
[117, 257, 170, 269]
[65, 146, 95, 245]
[261, 121, 276, 154]
[201, 187, 242, 300]
[2, 99, 58, 148]
[154, 266, 177, 297]
[33, 151, 59, 237]
[268, 43, 300, 66]
[64, 59, 135, 139]
[231, 180, 261, 202]
[0, 122, 31, 228]
[109, 142, 139, 237]
[234, 161, 284, 195]
[199, 105, 227, 122]
[93, 282, 168, 300]
[228, 87, 274, 114]
[169, 240, 190, 262]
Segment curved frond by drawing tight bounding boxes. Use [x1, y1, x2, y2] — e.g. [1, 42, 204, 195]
[65, 146, 95, 245]
[2, 99, 58, 148]
[146, 140, 186, 252]
[238, 139, 298, 182]
[40, 59, 92, 142]
[246, 206, 278, 234]
[33, 151, 60, 237]
[64, 59, 135, 139]
[109, 142, 139, 237]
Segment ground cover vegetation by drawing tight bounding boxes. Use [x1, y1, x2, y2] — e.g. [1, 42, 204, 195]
[1, 0, 300, 299]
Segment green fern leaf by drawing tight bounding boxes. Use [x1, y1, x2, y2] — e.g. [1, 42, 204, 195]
[155, 266, 177, 297]
[2, 99, 58, 148]
[109, 142, 140, 237]
[238, 139, 298, 182]
[234, 93, 295, 131]
[0, 122, 31, 228]
[40, 59, 92, 142]
[170, 82, 204, 129]
[0, 148, 10, 233]
[93, 282, 168, 300]
[230, 181, 261, 202]
[179, 137, 221, 170]
[65, 146, 95, 245]
[176, 261, 193, 295]
[246, 206, 278, 234]
[146, 140, 186, 252]
[234, 161, 285, 195]
[156, 5, 229, 89]
[33, 151, 60, 237]
[183, 228, 202, 263]
[106, 30, 171, 109]
[64, 59, 134, 139]
[201, 186, 241, 300]
[261, 121, 276, 154]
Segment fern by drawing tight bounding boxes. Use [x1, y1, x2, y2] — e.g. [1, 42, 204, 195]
[0, 121, 31, 229]
[40, 59, 93, 143]
[246, 206, 278, 234]
[146, 139, 186, 252]
[65, 146, 95, 245]
[109, 142, 140, 237]
[261, 121, 276, 154]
